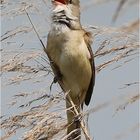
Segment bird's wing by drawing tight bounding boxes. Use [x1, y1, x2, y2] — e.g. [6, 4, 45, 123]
[44, 45, 65, 91]
[84, 31, 95, 106]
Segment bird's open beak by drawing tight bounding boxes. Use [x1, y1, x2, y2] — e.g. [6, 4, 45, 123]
[52, 0, 67, 6]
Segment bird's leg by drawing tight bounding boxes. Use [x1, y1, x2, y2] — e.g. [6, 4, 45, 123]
[53, 71, 63, 83]
[50, 66, 63, 91]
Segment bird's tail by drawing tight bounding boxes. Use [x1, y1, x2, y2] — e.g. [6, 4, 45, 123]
[66, 97, 81, 140]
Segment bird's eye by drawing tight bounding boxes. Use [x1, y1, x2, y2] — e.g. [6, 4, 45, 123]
[69, 0, 72, 4]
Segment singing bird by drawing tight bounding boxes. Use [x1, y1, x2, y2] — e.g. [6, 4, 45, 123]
[45, 0, 95, 139]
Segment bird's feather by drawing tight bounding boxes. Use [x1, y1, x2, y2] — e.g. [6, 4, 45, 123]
[83, 30, 95, 105]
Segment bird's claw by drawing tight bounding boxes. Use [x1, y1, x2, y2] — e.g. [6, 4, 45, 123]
[50, 74, 62, 91]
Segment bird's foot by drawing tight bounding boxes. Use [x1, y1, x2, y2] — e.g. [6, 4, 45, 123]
[50, 74, 62, 91]
[73, 114, 82, 123]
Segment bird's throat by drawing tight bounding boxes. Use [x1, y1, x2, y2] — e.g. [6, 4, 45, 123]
[51, 3, 81, 30]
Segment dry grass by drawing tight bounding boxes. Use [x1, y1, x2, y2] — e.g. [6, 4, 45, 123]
[1, 0, 139, 140]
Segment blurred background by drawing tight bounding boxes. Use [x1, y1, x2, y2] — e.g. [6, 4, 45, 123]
[1, 0, 139, 140]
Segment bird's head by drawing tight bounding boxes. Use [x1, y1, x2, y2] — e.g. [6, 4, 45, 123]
[51, 0, 81, 30]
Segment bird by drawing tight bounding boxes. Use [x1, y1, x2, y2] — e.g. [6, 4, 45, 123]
[44, 0, 95, 139]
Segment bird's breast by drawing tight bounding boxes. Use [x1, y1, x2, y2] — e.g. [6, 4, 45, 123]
[47, 30, 92, 98]
[58, 39, 92, 97]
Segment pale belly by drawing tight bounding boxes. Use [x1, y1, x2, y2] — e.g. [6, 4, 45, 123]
[47, 29, 92, 99]
[58, 44, 92, 98]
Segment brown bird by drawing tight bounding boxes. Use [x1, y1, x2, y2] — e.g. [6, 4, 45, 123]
[45, 0, 95, 139]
